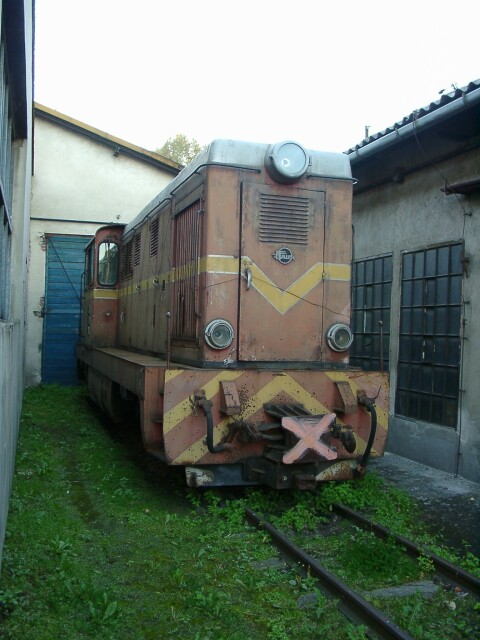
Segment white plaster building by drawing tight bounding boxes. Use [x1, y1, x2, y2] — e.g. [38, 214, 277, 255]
[27, 105, 180, 385]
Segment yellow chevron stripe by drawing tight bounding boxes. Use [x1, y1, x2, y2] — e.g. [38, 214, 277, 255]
[171, 373, 332, 464]
[246, 261, 350, 314]
[324, 371, 388, 431]
[174, 431, 375, 466]
[163, 370, 244, 435]
[165, 369, 184, 383]
[115, 255, 350, 313]
[93, 289, 119, 299]
[202, 255, 238, 274]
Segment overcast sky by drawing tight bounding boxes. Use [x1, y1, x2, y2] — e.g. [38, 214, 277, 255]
[34, 0, 479, 154]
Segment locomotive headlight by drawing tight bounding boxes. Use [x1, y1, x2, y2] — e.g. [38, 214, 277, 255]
[204, 319, 234, 350]
[326, 323, 353, 352]
[265, 141, 310, 184]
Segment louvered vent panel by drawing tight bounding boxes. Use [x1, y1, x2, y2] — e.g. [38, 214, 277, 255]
[150, 218, 159, 257]
[134, 234, 141, 266]
[172, 201, 201, 340]
[259, 193, 309, 244]
[120, 238, 133, 280]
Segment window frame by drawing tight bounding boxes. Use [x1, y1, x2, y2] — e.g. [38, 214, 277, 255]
[350, 253, 393, 372]
[395, 242, 463, 428]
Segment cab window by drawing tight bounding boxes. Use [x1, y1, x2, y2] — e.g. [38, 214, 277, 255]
[98, 241, 119, 286]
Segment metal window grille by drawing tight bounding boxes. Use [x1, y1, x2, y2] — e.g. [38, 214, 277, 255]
[395, 243, 463, 428]
[350, 254, 392, 371]
[172, 201, 201, 340]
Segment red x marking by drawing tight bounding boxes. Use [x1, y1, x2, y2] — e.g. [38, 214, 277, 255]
[282, 413, 337, 464]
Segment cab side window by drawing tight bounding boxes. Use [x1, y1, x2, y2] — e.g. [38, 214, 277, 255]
[98, 241, 119, 286]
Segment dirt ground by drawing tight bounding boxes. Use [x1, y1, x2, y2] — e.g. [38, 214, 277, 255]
[368, 452, 480, 555]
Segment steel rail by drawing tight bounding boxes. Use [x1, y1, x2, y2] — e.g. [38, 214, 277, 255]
[332, 503, 480, 599]
[245, 508, 414, 640]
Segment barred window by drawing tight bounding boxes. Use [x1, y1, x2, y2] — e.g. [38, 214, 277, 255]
[395, 243, 463, 428]
[350, 254, 392, 371]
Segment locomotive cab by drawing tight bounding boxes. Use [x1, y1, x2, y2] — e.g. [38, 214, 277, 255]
[80, 224, 124, 347]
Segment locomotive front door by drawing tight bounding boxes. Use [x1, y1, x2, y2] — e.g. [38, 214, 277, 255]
[238, 182, 326, 363]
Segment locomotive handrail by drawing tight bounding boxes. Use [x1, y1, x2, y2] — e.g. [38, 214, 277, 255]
[122, 196, 172, 240]
[308, 173, 358, 183]
[170, 162, 261, 197]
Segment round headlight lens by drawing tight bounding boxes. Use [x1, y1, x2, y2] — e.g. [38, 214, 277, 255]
[204, 319, 234, 350]
[265, 141, 309, 183]
[326, 323, 353, 352]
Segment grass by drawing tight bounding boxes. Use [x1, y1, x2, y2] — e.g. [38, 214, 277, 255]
[0, 385, 479, 639]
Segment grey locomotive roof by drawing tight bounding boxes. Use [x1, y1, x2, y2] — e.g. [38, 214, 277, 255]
[124, 139, 352, 236]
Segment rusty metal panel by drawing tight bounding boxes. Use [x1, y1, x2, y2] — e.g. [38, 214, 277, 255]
[172, 200, 202, 341]
[162, 368, 389, 466]
[238, 182, 352, 363]
[333, 380, 358, 413]
[220, 380, 241, 415]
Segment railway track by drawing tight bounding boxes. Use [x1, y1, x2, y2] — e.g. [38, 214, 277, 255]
[245, 504, 480, 640]
[332, 503, 480, 599]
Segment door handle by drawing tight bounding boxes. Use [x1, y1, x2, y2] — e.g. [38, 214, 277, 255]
[245, 268, 252, 290]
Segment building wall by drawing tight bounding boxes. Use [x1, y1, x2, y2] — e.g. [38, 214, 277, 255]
[0, 0, 34, 571]
[27, 118, 177, 385]
[352, 148, 480, 482]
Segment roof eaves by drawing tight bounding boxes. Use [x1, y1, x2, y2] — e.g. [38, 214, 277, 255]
[34, 103, 181, 174]
[346, 79, 480, 158]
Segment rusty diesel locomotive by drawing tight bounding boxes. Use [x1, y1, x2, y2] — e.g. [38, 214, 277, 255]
[77, 140, 389, 489]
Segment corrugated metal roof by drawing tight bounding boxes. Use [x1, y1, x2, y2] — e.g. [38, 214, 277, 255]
[346, 79, 480, 155]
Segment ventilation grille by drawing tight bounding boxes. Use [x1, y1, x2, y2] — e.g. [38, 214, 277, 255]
[134, 234, 141, 266]
[150, 218, 159, 257]
[259, 193, 309, 244]
[120, 238, 133, 280]
[172, 200, 201, 340]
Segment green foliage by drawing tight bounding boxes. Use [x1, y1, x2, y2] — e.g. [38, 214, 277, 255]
[156, 133, 203, 165]
[1, 385, 479, 640]
[88, 592, 119, 625]
[418, 553, 435, 576]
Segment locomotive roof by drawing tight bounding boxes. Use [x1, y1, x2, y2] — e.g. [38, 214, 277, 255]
[124, 139, 352, 236]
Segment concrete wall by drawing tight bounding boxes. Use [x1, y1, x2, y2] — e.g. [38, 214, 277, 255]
[352, 148, 480, 482]
[0, 0, 34, 571]
[27, 117, 176, 385]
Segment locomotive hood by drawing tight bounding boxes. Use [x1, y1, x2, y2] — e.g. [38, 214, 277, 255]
[123, 139, 352, 237]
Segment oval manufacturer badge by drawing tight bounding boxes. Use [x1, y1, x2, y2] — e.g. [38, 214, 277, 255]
[272, 247, 294, 265]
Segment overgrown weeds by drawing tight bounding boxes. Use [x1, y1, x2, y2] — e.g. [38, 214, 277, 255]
[0, 385, 479, 639]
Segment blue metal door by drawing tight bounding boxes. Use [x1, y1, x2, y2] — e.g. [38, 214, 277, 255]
[42, 235, 91, 384]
